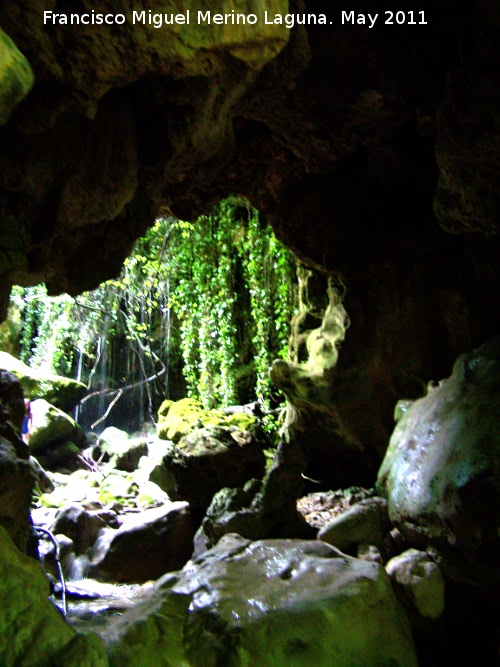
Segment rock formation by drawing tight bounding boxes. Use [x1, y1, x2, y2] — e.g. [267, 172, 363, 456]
[0, 2, 498, 664]
[0, 0, 497, 464]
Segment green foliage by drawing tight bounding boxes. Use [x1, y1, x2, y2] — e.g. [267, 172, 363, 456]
[168, 197, 296, 409]
[7, 197, 296, 421]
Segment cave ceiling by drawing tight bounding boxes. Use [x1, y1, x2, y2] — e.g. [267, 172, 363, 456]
[0, 0, 498, 336]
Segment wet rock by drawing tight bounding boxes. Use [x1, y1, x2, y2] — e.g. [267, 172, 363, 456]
[0, 523, 108, 666]
[386, 549, 445, 620]
[51, 504, 106, 555]
[90, 502, 194, 583]
[104, 534, 418, 667]
[193, 482, 263, 556]
[163, 424, 266, 513]
[317, 496, 392, 557]
[377, 337, 500, 584]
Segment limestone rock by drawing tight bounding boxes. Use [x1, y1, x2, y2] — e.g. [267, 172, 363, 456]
[318, 496, 392, 557]
[104, 534, 418, 667]
[270, 280, 379, 488]
[0, 524, 108, 667]
[29, 455, 55, 493]
[0, 352, 87, 412]
[377, 337, 500, 583]
[51, 504, 106, 555]
[0, 27, 34, 125]
[157, 397, 257, 443]
[193, 438, 313, 555]
[0, 436, 35, 551]
[90, 502, 194, 583]
[98, 427, 148, 471]
[0, 367, 27, 441]
[29, 398, 84, 454]
[133, 455, 177, 498]
[163, 424, 266, 513]
[386, 548, 445, 620]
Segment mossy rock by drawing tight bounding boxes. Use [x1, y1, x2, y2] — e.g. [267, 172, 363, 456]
[0, 352, 86, 412]
[0, 524, 108, 666]
[157, 397, 257, 443]
[29, 399, 83, 454]
[98, 470, 138, 507]
[0, 27, 34, 126]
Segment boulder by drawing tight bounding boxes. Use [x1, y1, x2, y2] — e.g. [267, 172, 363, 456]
[0, 352, 87, 412]
[104, 534, 418, 667]
[98, 427, 148, 471]
[163, 424, 266, 513]
[193, 439, 312, 555]
[90, 502, 194, 583]
[317, 496, 392, 557]
[0, 368, 27, 443]
[28, 398, 84, 454]
[377, 337, 500, 583]
[29, 455, 55, 493]
[157, 397, 258, 443]
[386, 549, 445, 620]
[0, 436, 35, 552]
[0, 523, 108, 667]
[51, 504, 106, 555]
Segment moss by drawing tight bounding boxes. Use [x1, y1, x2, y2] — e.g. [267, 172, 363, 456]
[98, 471, 137, 507]
[0, 352, 86, 411]
[157, 397, 257, 443]
[0, 27, 34, 125]
[0, 524, 108, 666]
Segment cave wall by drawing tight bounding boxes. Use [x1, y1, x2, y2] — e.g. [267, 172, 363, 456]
[0, 0, 498, 458]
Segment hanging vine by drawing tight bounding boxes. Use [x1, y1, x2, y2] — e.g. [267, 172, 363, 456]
[8, 197, 297, 419]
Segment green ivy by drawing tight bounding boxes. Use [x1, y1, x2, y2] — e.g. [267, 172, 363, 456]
[8, 197, 297, 418]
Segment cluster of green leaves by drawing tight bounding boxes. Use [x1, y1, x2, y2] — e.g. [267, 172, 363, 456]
[171, 198, 296, 409]
[10, 197, 296, 418]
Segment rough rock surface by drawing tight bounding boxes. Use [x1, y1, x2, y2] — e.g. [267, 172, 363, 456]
[103, 533, 418, 667]
[90, 502, 194, 583]
[271, 277, 380, 486]
[0, 1, 497, 473]
[0, 26, 34, 125]
[51, 503, 106, 555]
[386, 548, 445, 620]
[318, 496, 392, 557]
[377, 337, 500, 584]
[193, 438, 313, 555]
[163, 424, 266, 513]
[0, 352, 86, 411]
[0, 436, 35, 552]
[28, 398, 85, 461]
[157, 397, 258, 443]
[98, 427, 148, 472]
[0, 524, 108, 667]
[0, 369, 35, 551]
